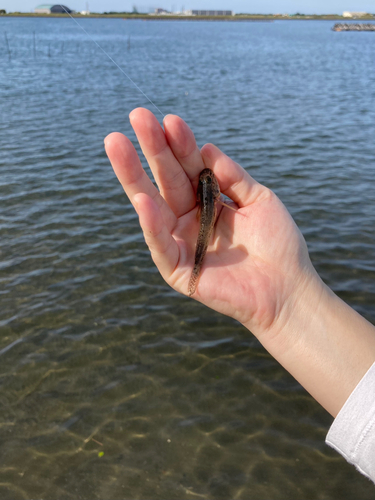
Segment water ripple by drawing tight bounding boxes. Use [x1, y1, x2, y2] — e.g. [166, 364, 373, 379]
[0, 17, 374, 500]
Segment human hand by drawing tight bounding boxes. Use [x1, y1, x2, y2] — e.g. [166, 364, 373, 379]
[105, 108, 375, 418]
[105, 108, 323, 341]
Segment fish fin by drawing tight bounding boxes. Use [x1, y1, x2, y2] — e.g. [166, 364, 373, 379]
[218, 200, 246, 216]
[196, 204, 202, 221]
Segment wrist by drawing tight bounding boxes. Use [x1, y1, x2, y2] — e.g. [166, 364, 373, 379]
[246, 264, 375, 417]
[253, 264, 327, 361]
[243, 264, 336, 413]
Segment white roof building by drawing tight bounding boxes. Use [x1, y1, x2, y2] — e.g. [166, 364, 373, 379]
[35, 4, 53, 13]
[154, 8, 170, 14]
[343, 11, 368, 18]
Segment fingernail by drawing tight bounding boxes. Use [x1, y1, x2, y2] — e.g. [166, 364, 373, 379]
[163, 114, 173, 123]
[129, 109, 136, 123]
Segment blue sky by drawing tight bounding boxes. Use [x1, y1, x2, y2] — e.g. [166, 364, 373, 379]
[3, 1, 375, 14]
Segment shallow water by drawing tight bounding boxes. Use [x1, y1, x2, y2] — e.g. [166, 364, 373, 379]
[0, 17, 375, 499]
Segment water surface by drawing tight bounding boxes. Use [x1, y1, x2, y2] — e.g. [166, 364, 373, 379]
[0, 17, 375, 499]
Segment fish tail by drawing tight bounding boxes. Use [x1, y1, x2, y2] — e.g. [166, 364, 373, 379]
[188, 265, 200, 297]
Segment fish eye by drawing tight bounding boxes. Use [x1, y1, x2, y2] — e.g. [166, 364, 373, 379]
[206, 177, 212, 184]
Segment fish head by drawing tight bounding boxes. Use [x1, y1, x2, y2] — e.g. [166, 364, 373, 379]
[197, 168, 220, 202]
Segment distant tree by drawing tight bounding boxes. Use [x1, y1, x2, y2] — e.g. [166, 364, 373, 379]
[132, 5, 138, 13]
[0, 9, 6, 14]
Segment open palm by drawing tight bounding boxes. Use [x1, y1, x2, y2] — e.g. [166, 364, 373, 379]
[105, 108, 315, 337]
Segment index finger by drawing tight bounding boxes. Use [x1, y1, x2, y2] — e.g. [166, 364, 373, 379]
[129, 108, 204, 218]
[105, 132, 177, 232]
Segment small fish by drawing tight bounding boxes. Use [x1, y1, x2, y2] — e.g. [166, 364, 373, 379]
[188, 168, 220, 296]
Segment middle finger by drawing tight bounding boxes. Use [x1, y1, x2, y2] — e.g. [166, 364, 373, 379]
[129, 108, 205, 217]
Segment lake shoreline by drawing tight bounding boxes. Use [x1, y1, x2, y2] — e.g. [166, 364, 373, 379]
[2, 13, 375, 21]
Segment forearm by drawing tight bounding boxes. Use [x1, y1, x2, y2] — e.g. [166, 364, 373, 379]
[247, 269, 375, 417]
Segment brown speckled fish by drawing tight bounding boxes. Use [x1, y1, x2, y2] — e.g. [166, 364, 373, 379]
[188, 168, 220, 296]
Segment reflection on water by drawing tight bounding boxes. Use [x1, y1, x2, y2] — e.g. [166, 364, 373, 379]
[0, 17, 374, 499]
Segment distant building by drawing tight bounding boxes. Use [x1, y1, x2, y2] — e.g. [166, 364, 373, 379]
[152, 8, 234, 16]
[35, 4, 53, 13]
[189, 10, 234, 16]
[343, 11, 368, 18]
[81, 2, 89, 15]
[34, 4, 72, 14]
[51, 5, 72, 13]
[154, 8, 170, 14]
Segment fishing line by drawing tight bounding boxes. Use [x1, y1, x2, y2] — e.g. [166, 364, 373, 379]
[59, 5, 165, 118]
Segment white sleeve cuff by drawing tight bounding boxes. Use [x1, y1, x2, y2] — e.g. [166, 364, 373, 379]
[326, 361, 375, 482]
